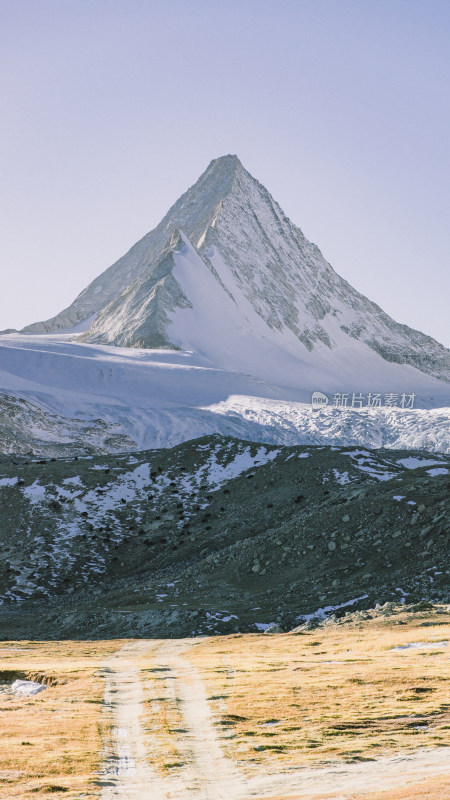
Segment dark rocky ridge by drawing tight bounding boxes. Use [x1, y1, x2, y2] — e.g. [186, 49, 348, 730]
[0, 435, 448, 639]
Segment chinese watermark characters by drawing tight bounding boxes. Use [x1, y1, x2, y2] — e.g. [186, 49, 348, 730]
[311, 391, 416, 409]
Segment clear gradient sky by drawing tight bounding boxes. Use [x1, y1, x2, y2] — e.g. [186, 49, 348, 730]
[1, 0, 449, 346]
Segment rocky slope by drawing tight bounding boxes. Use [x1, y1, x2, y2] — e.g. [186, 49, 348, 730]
[0, 436, 448, 639]
[0, 392, 135, 456]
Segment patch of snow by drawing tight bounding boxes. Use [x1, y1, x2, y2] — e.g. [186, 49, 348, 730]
[396, 457, 444, 469]
[206, 611, 238, 623]
[62, 476, 83, 485]
[254, 622, 277, 631]
[297, 594, 369, 622]
[342, 450, 373, 458]
[427, 467, 449, 476]
[353, 465, 398, 481]
[197, 444, 280, 487]
[11, 679, 46, 696]
[333, 469, 350, 485]
[0, 477, 18, 487]
[23, 481, 46, 505]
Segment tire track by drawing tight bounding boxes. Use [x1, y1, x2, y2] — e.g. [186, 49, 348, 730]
[99, 642, 168, 799]
[155, 640, 246, 799]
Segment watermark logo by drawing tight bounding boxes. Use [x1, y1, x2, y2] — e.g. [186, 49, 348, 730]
[311, 391, 329, 409]
[311, 392, 416, 409]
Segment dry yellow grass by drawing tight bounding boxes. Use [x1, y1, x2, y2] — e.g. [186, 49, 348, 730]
[2, 607, 449, 798]
[0, 640, 122, 800]
[182, 608, 450, 773]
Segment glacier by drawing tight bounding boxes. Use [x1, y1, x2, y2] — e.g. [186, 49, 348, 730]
[0, 329, 448, 455]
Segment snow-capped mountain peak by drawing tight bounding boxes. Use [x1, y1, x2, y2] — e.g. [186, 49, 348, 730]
[22, 155, 449, 387]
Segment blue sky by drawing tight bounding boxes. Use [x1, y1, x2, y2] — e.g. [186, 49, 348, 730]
[1, 0, 449, 346]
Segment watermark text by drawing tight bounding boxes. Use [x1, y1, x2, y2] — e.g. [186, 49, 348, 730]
[311, 391, 416, 409]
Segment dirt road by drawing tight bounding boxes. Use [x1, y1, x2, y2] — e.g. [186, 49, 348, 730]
[99, 642, 167, 799]
[99, 640, 450, 800]
[99, 640, 247, 800]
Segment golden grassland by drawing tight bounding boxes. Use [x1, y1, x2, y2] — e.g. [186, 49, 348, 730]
[0, 640, 120, 800]
[141, 607, 450, 789]
[185, 610, 450, 771]
[0, 607, 449, 799]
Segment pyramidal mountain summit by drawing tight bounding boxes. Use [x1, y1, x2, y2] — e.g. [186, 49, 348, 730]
[1, 155, 449, 457]
[23, 155, 449, 384]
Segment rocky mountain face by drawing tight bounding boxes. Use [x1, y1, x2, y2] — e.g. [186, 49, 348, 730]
[0, 435, 448, 639]
[23, 155, 449, 384]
